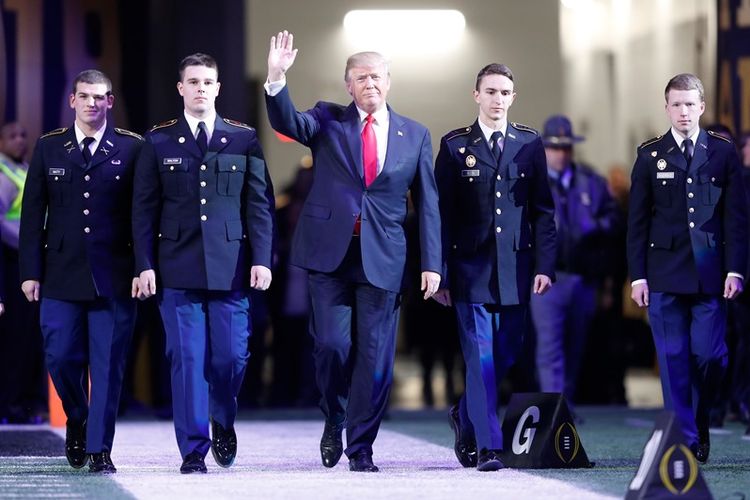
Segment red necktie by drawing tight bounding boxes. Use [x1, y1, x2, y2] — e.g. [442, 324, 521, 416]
[362, 114, 378, 186]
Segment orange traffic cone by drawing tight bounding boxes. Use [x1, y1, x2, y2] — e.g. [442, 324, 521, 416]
[48, 374, 65, 428]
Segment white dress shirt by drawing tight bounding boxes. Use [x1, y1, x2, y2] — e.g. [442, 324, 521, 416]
[74, 121, 107, 157]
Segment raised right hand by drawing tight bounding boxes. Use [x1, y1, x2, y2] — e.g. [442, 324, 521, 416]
[268, 30, 299, 82]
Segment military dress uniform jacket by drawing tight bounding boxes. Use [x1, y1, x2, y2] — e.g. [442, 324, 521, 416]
[627, 129, 748, 294]
[132, 115, 274, 291]
[265, 86, 441, 293]
[435, 121, 557, 305]
[19, 125, 143, 301]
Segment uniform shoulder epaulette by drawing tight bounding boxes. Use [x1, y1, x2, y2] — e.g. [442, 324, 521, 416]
[511, 122, 538, 135]
[223, 118, 254, 131]
[444, 126, 472, 141]
[39, 127, 68, 139]
[149, 119, 178, 132]
[707, 130, 732, 143]
[638, 135, 662, 149]
[114, 127, 144, 141]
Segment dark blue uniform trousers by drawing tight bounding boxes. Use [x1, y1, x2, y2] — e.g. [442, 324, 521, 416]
[455, 302, 527, 452]
[159, 288, 251, 459]
[40, 297, 135, 453]
[648, 292, 728, 447]
[308, 237, 400, 458]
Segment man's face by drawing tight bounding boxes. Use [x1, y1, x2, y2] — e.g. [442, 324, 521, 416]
[545, 146, 573, 172]
[0, 123, 28, 162]
[69, 82, 113, 130]
[474, 74, 516, 124]
[665, 88, 704, 137]
[178, 65, 220, 117]
[346, 64, 390, 114]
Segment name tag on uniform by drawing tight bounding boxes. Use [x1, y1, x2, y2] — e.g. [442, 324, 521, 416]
[461, 169, 480, 177]
[163, 158, 182, 165]
[656, 172, 674, 179]
[48, 168, 65, 176]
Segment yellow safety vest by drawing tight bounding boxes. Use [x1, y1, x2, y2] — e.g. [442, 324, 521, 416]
[0, 161, 27, 221]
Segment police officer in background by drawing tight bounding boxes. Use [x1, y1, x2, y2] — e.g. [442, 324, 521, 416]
[133, 53, 274, 474]
[532, 115, 620, 411]
[433, 63, 556, 471]
[627, 73, 747, 463]
[19, 70, 144, 473]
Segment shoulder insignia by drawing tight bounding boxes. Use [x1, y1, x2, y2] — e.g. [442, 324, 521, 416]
[638, 135, 662, 149]
[444, 126, 472, 141]
[39, 127, 68, 139]
[707, 130, 732, 143]
[511, 122, 538, 135]
[223, 118, 254, 131]
[149, 119, 178, 132]
[114, 127, 144, 141]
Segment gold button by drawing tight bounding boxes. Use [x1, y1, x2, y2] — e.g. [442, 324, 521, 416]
[497, 175, 501, 181]
[689, 207, 695, 213]
[662, 181, 667, 185]
[201, 199, 207, 204]
[201, 164, 207, 171]
[201, 215, 207, 221]
[170, 166, 175, 171]
[83, 209, 89, 215]
[496, 208, 501, 215]
[200, 181, 207, 187]
[231, 165, 237, 171]
[688, 192, 694, 198]
[496, 227, 502, 233]
[84, 192, 90, 198]
[650, 243, 654, 247]
[84, 175, 91, 181]
[54, 176, 59, 181]
[496, 192, 501, 198]
[689, 222, 695, 228]
[687, 178, 693, 184]
[84, 227, 90, 233]
[711, 177, 716, 182]
[520, 173, 525, 178]
[115, 175, 120, 180]
[469, 178, 474, 183]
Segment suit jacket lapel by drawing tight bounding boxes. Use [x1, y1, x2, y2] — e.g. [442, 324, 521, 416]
[60, 127, 87, 168]
[465, 120, 495, 170]
[690, 129, 709, 173]
[663, 131, 688, 171]
[173, 115, 203, 158]
[88, 126, 120, 170]
[499, 125, 523, 172]
[343, 103, 364, 183]
[379, 107, 405, 179]
[205, 116, 233, 161]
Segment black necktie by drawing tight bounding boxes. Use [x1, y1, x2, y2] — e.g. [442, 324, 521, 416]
[490, 131, 504, 164]
[683, 138, 694, 165]
[82, 137, 95, 164]
[196, 121, 208, 156]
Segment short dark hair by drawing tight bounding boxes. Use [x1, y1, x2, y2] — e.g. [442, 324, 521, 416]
[178, 53, 218, 81]
[72, 69, 112, 94]
[475, 63, 514, 91]
[665, 73, 704, 102]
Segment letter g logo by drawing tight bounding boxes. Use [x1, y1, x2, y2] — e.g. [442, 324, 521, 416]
[512, 406, 540, 455]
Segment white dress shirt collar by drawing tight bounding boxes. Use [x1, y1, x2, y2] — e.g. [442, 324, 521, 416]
[477, 117, 508, 144]
[74, 121, 107, 153]
[184, 111, 216, 143]
[670, 127, 700, 152]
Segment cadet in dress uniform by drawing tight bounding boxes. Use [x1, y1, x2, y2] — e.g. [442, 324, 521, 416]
[433, 64, 557, 471]
[133, 53, 274, 474]
[19, 70, 143, 473]
[627, 73, 747, 463]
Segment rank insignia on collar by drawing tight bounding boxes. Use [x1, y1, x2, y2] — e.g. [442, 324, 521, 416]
[100, 147, 109, 155]
[111, 159, 121, 165]
[465, 155, 477, 167]
[458, 147, 465, 154]
[473, 137, 482, 144]
[106, 140, 114, 147]
[657, 159, 667, 170]
[66, 145, 75, 154]
[508, 133, 516, 140]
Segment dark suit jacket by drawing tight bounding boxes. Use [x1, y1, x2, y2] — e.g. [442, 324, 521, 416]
[132, 115, 274, 291]
[19, 125, 143, 300]
[265, 86, 441, 293]
[435, 121, 557, 305]
[627, 129, 748, 294]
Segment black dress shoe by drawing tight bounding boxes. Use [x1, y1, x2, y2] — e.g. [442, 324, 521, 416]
[448, 405, 477, 467]
[180, 452, 207, 474]
[348, 451, 379, 472]
[65, 420, 88, 469]
[477, 448, 505, 472]
[320, 421, 343, 468]
[210, 419, 237, 468]
[89, 452, 116, 473]
[691, 434, 710, 464]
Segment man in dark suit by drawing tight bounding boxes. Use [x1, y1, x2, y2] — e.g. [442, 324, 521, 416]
[433, 63, 556, 471]
[627, 73, 747, 463]
[133, 53, 274, 474]
[265, 31, 441, 472]
[19, 70, 143, 473]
